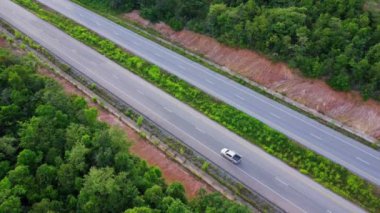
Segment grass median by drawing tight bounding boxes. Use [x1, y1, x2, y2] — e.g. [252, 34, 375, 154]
[14, 0, 380, 211]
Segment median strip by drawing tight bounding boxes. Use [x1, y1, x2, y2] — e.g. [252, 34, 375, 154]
[13, 0, 380, 211]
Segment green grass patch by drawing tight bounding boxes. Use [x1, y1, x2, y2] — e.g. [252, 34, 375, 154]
[14, 0, 380, 211]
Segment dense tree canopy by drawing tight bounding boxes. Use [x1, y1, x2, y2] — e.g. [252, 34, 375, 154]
[79, 0, 380, 100]
[13, 0, 380, 210]
[0, 48, 249, 212]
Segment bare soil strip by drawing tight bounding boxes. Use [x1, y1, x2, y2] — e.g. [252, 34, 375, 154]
[124, 11, 380, 140]
[37, 67, 212, 199]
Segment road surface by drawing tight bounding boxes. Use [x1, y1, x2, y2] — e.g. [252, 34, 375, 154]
[35, 0, 380, 186]
[0, 1, 366, 212]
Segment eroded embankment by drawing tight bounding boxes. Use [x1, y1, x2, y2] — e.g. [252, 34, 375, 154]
[124, 11, 380, 140]
[38, 67, 212, 199]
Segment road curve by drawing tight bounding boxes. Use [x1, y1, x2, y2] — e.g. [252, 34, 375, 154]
[0, 1, 366, 212]
[35, 0, 380, 186]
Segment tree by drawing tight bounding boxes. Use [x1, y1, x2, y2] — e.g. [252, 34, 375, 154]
[158, 196, 175, 211]
[114, 151, 133, 172]
[0, 45, 258, 212]
[143, 167, 164, 189]
[19, 115, 65, 155]
[7, 165, 35, 201]
[167, 199, 191, 213]
[0, 136, 17, 161]
[0, 177, 12, 204]
[328, 72, 351, 91]
[166, 182, 187, 203]
[0, 161, 10, 179]
[143, 185, 164, 208]
[190, 190, 250, 213]
[16, 149, 40, 168]
[36, 164, 57, 186]
[65, 123, 91, 150]
[83, 108, 98, 125]
[0, 196, 22, 213]
[67, 143, 90, 173]
[124, 207, 154, 213]
[57, 163, 76, 195]
[0, 105, 21, 134]
[0, 49, 17, 68]
[78, 167, 138, 213]
[30, 199, 63, 213]
[366, 43, 380, 64]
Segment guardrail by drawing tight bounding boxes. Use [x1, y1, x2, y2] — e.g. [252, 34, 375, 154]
[0, 21, 283, 213]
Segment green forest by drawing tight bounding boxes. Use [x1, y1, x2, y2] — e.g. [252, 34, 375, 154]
[13, 0, 380, 211]
[78, 0, 380, 100]
[0, 46, 249, 212]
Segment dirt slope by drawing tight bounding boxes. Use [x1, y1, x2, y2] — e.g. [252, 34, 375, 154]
[38, 68, 211, 199]
[124, 11, 380, 140]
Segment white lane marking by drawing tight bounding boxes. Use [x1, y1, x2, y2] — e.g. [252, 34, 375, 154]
[234, 94, 245, 101]
[206, 79, 215, 85]
[185, 53, 380, 163]
[60, 0, 378, 165]
[60, 35, 308, 213]
[79, 13, 84, 17]
[107, 85, 306, 212]
[326, 210, 333, 213]
[35, 0, 380, 186]
[270, 112, 281, 119]
[131, 40, 139, 45]
[310, 133, 322, 141]
[275, 177, 289, 186]
[237, 168, 307, 213]
[219, 77, 380, 161]
[195, 127, 206, 134]
[136, 90, 144, 96]
[163, 107, 172, 113]
[356, 157, 370, 165]
[185, 59, 380, 161]
[113, 30, 120, 36]
[65, 0, 380, 166]
[171, 53, 185, 61]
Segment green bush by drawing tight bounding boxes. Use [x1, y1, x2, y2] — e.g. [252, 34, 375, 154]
[0, 42, 248, 212]
[14, 0, 380, 211]
[136, 115, 144, 127]
[83, 0, 380, 100]
[201, 162, 209, 172]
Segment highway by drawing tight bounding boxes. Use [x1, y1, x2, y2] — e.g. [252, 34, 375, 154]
[35, 0, 380, 186]
[0, 1, 367, 212]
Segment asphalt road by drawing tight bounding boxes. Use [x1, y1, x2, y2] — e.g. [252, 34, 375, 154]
[0, 1, 367, 212]
[35, 0, 380, 186]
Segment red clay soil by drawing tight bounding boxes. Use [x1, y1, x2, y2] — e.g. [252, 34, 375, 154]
[0, 38, 6, 48]
[123, 11, 380, 139]
[38, 68, 211, 199]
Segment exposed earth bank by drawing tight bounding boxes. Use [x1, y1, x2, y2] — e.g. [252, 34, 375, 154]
[38, 67, 212, 199]
[1, 35, 210, 198]
[124, 11, 380, 140]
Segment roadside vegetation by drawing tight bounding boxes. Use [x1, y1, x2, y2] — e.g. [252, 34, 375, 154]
[0, 41, 250, 212]
[13, 0, 380, 211]
[80, 0, 380, 100]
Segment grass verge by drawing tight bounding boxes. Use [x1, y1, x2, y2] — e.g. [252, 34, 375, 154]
[14, 0, 380, 211]
[71, 0, 379, 148]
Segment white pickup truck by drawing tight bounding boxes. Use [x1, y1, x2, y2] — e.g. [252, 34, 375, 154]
[221, 148, 242, 164]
